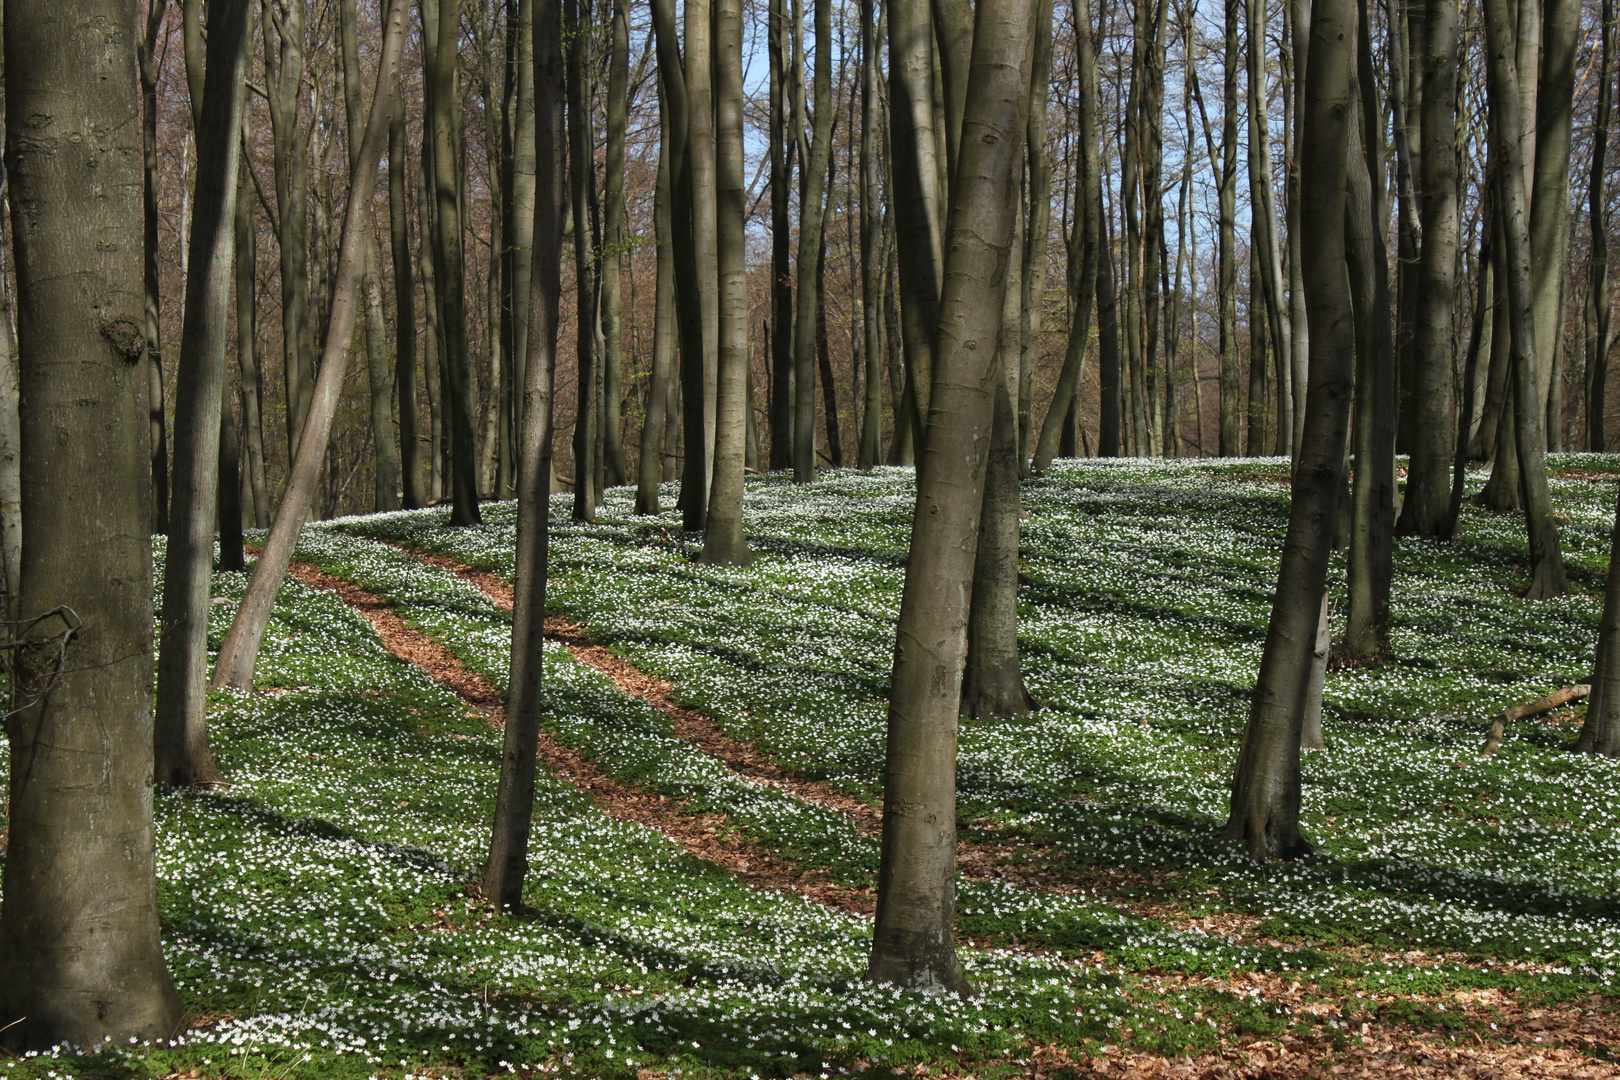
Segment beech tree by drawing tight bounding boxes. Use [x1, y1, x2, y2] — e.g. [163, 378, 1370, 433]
[0, 0, 182, 1047]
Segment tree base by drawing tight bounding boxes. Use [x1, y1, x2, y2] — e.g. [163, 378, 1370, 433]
[867, 933, 973, 998]
[960, 664, 1037, 720]
[1220, 808, 1315, 863]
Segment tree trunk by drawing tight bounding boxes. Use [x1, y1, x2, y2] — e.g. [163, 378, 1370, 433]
[426, 0, 483, 526]
[1218, 0, 1240, 456]
[500, 0, 538, 500]
[1342, 0, 1397, 663]
[565, 0, 600, 522]
[769, 0, 795, 470]
[869, 0, 1034, 994]
[1530, 0, 1580, 443]
[484, 0, 564, 906]
[1017, 0, 1053, 471]
[1224, 0, 1354, 860]
[265, 0, 313, 466]
[700, 0, 756, 565]
[859, 0, 884, 469]
[1483, 0, 1568, 599]
[1398, 0, 1460, 536]
[815, 175, 844, 468]
[1576, 483, 1620, 755]
[235, 158, 271, 528]
[637, 87, 677, 515]
[0, 0, 182, 1047]
[391, 96, 425, 510]
[211, 0, 407, 691]
[1097, 210, 1122, 456]
[139, 0, 171, 535]
[601, 0, 630, 488]
[1247, 256, 1269, 456]
[154, 0, 252, 788]
[1246, 0, 1293, 456]
[792, 0, 834, 481]
[1587, 0, 1615, 453]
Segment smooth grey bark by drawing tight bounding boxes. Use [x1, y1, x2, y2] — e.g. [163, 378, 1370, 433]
[1576, 480, 1620, 756]
[815, 183, 845, 468]
[768, 0, 795, 470]
[1245, 0, 1293, 455]
[484, 0, 563, 907]
[887, 0, 946, 437]
[689, 0, 720, 502]
[218, 353, 244, 571]
[139, 0, 171, 535]
[1031, 0, 1098, 474]
[498, 0, 537, 499]
[858, 0, 883, 469]
[0, 216, 17, 616]
[425, 0, 482, 526]
[1483, 0, 1568, 599]
[0, 0, 182, 1048]
[211, 0, 407, 691]
[1224, 0, 1355, 861]
[565, 0, 600, 521]
[1096, 209, 1122, 455]
[391, 96, 425, 510]
[1530, 0, 1579, 441]
[1016, 0, 1052, 471]
[1446, 203, 1494, 536]
[1397, 0, 1460, 536]
[153, 0, 251, 789]
[601, 0, 630, 488]
[265, 0, 313, 464]
[869, 0, 1034, 994]
[637, 90, 676, 515]
[1247, 254, 1269, 456]
[792, 0, 835, 482]
[1343, 27, 1396, 663]
[699, 0, 755, 565]
[1216, 0, 1240, 456]
[1300, 586, 1330, 750]
[235, 160, 270, 529]
[419, 157, 444, 503]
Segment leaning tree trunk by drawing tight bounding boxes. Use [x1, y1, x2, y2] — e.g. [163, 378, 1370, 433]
[699, 0, 756, 566]
[484, 0, 564, 906]
[1397, 0, 1460, 536]
[153, 0, 252, 789]
[868, 0, 1035, 994]
[211, 0, 407, 692]
[0, 0, 182, 1049]
[426, 0, 483, 526]
[1224, 0, 1355, 861]
[792, 0, 834, 482]
[1483, 0, 1568, 600]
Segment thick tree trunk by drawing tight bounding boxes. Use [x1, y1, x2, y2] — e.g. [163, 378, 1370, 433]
[1398, 0, 1460, 536]
[153, 0, 251, 789]
[0, 0, 182, 1047]
[484, 0, 563, 907]
[869, 0, 1034, 994]
[211, 0, 407, 691]
[1483, 0, 1568, 599]
[699, 0, 756, 565]
[1224, 0, 1354, 861]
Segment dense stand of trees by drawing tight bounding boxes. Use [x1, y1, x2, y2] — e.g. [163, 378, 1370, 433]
[10, 0, 1620, 1046]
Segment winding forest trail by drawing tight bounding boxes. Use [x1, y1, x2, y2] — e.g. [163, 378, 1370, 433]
[277, 549, 1620, 1080]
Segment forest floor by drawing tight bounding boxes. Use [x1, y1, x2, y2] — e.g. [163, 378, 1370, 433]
[6, 455, 1620, 1079]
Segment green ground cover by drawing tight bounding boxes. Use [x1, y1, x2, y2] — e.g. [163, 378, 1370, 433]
[2, 456, 1619, 1077]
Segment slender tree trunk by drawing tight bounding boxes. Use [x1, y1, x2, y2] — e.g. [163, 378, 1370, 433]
[211, 0, 408, 690]
[1017, 0, 1053, 471]
[690, 0, 720, 501]
[391, 96, 425, 510]
[1446, 195, 1494, 535]
[1097, 210, 1122, 455]
[140, 0, 171, 535]
[1587, 0, 1615, 452]
[638, 88, 677, 515]
[769, 0, 795, 469]
[859, 0, 884, 469]
[1245, 0, 1293, 455]
[266, 0, 312, 465]
[153, 0, 251, 788]
[1225, 0, 1354, 860]
[700, 0, 756, 565]
[419, 159, 445, 504]
[602, 0, 630, 487]
[1530, 0, 1580, 442]
[793, 0, 834, 481]
[869, 0, 1035, 992]
[1577, 480, 1620, 756]
[235, 157, 271, 528]
[566, 0, 600, 521]
[1247, 256, 1269, 456]
[426, 0, 483, 525]
[484, 0, 563, 905]
[815, 174, 844, 468]
[1218, 0, 1240, 456]
[0, 0, 182, 1047]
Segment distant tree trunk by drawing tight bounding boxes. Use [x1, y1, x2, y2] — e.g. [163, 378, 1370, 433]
[211, 0, 407, 690]
[1397, 0, 1460, 536]
[1343, 14, 1397, 663]
[768, 0, 794, 469]
[1530, 0, 1580, 446]
[1247, 256, 1269, 455]
[235, 158, 270, 528]
[858, 0, 883, 469]
[869, 0, 1035, 993]
[601, 0, 630, 488]
[792, 0, 834, 481]
[499, 0, 537, 500]
[637, 88, 677, 515]
[700, 0, 755, 565]
[0, 0, 182, 1048]
[265, 0, 313, 465]
[1482, 0, 1567, 599]
[1017, 0, 1053, 471]
[1446, 194, 1494, 535]
[1033, 0, 1097, 475]
[139, 0, 171, 535]
[419, 159, 445, 504]
[1097, 211, 1122, 456]
[426, 0, 483, 526]
[153, 0, 251, 789]
[815, 172, 844, 468]
[1245, 0, 1292, 455]
[566, 0, 600, 522]
[484, 0, 564, 906]
[1218, 0, 1240, 456]
[1586, 0, 1615, 453]
[392, 96, 425, 510]
[1225, 0, 1354, 860]
[690, 0, 721, 502]
[218, 361, 245, 570]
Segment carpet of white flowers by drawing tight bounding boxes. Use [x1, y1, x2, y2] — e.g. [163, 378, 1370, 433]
[3, 456, 1620, 1078]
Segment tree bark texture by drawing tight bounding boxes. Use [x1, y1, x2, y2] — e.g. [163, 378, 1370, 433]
[1577, 482, 1620, 756]
[792, 0, 834, 482]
